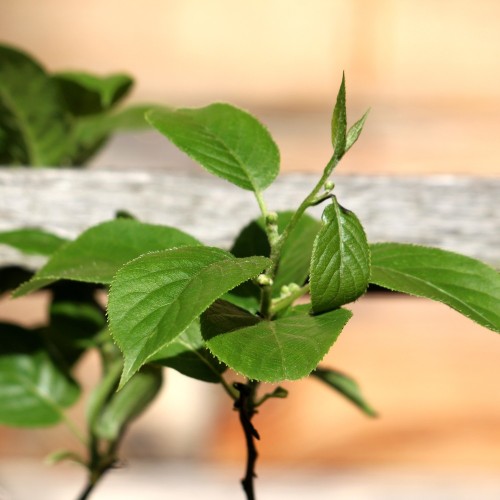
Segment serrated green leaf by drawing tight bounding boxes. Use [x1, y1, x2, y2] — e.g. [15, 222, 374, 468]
[345, 109, 369, 152]
[331, 73, 347, 158]
[0, 323, 80, 427]
[14, 219, 200, 297]
[370, 243, 500, 332]
[151, 320, 226, 383]
[146, 104, 280, 192]
[312, 367, 377, 417]
[0, 44, 71, 166]
[93, 365, 163, 441]
[310, 198, 370, 314]
[0, 228, 68, 256]
[52, 71, 133, 116]
[202, 300, 352, 382]
[108, 247, 271, 387]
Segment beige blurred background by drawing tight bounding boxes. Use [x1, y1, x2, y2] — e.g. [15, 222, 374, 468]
[1, 0, 500, 175]
[1, 0, 500, 492]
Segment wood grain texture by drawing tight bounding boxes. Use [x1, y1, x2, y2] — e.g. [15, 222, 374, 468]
[0, 169, 498, 267]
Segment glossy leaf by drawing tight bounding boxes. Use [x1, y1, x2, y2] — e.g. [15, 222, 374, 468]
[52, 71, 133, 116]
[331, 74, 347, 158]
[202, 300, 352, 382]
[0, 323, 80, 427]
[146, 104, 280, 192]
[370, 243, 500, 332]
[0, 228, 68, 256]
[14, 219, 200, 296]
[108, 247, 270, 387]
[310, 198, 370, 314]
[312, 367, 377, 417]
[151, 320, 226, 383]
[93, 365, 163, 441]
[0, 44, 70, 166]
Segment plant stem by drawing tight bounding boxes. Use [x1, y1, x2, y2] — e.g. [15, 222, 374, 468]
[270, 283, 310, 315]
[234, 381, 260, 500]
[254, 190, 268, 219]
[76, 436, 121, 500]
[60, 412, 87, 446]
[269, 154, 339, 277]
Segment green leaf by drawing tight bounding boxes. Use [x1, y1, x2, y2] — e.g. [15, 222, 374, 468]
[151, 320, 226, 383]
[146, 104, 280, 192]
[14, 219, 200, 296]
[43, 297, 107, 367]
[108, 247, 271, 387]
[0, 44, 71, 166]
[93, 365, 163, 441]
[0, 323, 80, 427]
[370, 243, 500, 333]
[66, 105, 151, 165]
[310, 198, 371, 314]
[345, 109, 369, 152]
[202, 300, 352, 382]
[44, 449, 86, 467]
[312, 367, 377, 417]
[0, 228, 68, 256]
[227, 212, 321, 311]
[331, 73, 347, 158]
[276, 213, 322, 291]
[52, 71, 133, 116]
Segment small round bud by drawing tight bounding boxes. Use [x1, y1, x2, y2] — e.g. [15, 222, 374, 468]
[288, 283, 301, 293]
[280, 285, 291, 296]
[257, 274, 274, 286]
[324, 180, 335, 191]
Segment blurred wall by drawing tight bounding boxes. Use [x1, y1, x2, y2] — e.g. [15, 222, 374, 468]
[1, 1, 499, 174]
[1, 1, 499, 106]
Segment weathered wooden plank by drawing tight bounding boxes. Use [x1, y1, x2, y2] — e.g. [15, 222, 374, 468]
[0, 169, 498, 267]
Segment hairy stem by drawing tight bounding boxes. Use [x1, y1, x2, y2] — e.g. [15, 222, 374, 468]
[234, 382, 260, 500]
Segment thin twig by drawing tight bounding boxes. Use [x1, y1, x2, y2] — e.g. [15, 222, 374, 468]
[234, 382, 260, 500]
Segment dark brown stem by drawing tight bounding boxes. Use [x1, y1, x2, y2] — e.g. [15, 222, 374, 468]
[76, 436, 121, 500]
[234, 382, 260, 500]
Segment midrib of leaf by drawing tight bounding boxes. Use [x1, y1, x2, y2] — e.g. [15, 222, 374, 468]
[372, 265, 495, 325]
[181, 116, 260, 190]
[125, 257, 241, 364]
[13, 370, 66, 417]
[268, 321, 287, 379]
[316, 206, 368, 303]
